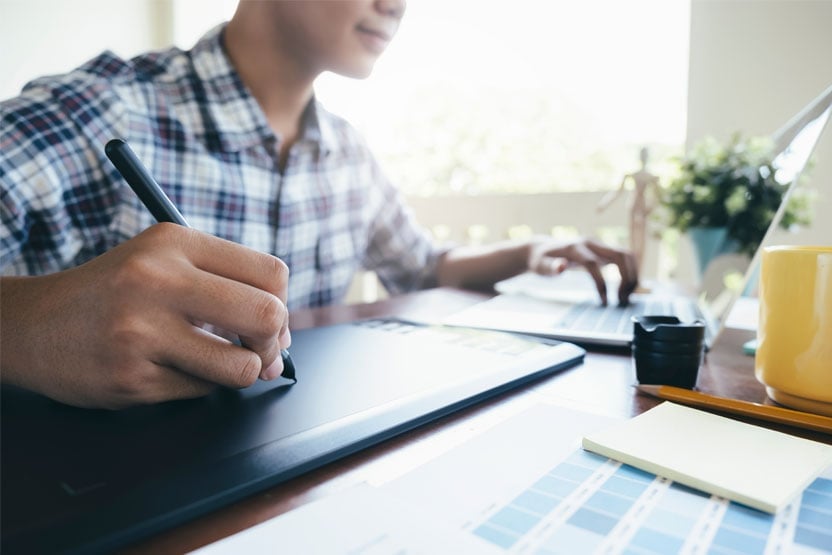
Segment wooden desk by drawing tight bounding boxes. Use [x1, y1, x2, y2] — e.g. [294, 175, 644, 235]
[125, 287, 831, 554]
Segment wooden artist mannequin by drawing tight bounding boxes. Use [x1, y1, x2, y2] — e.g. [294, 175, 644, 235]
[597, 147, 660, 274]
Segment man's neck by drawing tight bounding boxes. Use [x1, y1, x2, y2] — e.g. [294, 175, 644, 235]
[223, 12, 316, 153]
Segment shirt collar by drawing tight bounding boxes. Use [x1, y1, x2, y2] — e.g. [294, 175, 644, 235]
[301, 99, 339, 156]
[188, 24, 336, 156]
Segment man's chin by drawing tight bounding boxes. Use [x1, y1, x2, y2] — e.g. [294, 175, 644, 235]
[333, 59, 378, 80]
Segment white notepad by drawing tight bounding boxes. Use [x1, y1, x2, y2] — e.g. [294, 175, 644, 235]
[582, 402, 832, 513]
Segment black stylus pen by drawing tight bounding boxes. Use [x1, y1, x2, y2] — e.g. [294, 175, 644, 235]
[104, 138, 296, 383]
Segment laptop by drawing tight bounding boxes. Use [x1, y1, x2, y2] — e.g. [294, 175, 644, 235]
[1, 318, 584, 554]
[443, 84, 832, 348]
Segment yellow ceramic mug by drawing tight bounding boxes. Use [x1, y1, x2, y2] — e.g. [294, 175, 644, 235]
[755, 245, 832, 416]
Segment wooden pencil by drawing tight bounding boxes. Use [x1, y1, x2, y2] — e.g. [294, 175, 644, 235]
[636, 384, 832, 435]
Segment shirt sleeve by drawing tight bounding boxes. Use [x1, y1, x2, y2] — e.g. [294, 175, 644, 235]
[361, 156, 450, 294]
[0, 87, 83, 274]
[0, 64, 129, 275]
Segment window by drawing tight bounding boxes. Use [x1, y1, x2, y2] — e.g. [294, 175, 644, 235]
[316, 0, 691, 196]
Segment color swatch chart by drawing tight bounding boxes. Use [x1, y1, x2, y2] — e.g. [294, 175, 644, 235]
[471, 449, 832, 554]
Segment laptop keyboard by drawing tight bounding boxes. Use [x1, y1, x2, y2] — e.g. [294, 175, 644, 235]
[558, 298, 701, 335]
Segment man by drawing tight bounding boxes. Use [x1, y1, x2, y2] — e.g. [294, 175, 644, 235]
[0, 0, 637, 409]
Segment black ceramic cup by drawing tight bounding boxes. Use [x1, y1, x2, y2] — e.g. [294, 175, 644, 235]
[631, 315, 705, 389]
[632, 336, 703, 354]
[632, 315, 706, 343]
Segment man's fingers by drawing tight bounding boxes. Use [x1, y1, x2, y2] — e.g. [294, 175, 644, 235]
[237, 296, 286, 382]
[153, 224, 290, 300]
[144, 225, 291, 379]
[178, 227, 291, 374]
[584, 239, 639, 304]
[535, 256, 568, 276]
[172, 272, 288, 379]
[155, 319, 265, 388]
[138, 367, 217, 405]
[563, 243, 607, 305]
[581, 259, 608, 306]
[618, 259, 639, 304]
[105, 358, 217, 408]
[192, 232, 289, 300]
[616, 252, 639, 304]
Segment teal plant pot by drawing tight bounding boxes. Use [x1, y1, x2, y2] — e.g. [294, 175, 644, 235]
[688, 227, 740, 276]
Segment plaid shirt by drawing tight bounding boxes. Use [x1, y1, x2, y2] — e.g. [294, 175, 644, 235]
[0, 25, 443, 309]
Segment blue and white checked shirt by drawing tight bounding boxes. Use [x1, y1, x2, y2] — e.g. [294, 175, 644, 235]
[0, 25, 443, 309]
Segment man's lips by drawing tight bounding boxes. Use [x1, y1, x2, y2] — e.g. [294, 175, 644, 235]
[356, 24, 394, 43]
[356, 25, 394, 53]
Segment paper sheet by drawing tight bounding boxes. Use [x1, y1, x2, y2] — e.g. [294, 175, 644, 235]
[190, 484, 495, 554]
[193, 404, 832, 554]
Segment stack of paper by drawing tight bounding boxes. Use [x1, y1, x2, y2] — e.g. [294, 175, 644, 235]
[582, 402, 832, 513]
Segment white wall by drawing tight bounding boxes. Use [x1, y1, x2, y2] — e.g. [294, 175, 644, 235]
[670, 0, 832, 293]
[687, 0, 832, 247]
[0, 0, 169, 101]
[0, 0, 236, 102]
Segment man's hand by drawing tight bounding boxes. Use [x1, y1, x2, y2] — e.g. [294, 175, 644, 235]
[0, 223, 291, 409]
[529, 237, 638, 306]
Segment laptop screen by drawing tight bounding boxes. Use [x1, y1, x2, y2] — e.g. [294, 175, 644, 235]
[713, 85, 832, 326]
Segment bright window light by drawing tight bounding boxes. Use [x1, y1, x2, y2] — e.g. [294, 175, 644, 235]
[316, 0, 691, 196]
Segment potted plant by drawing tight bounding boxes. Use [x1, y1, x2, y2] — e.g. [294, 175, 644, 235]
[661, 133, 812, 274]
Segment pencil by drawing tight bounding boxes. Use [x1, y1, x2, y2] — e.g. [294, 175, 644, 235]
[104, 138, 296, 382]
[636, 384, 832, 434]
